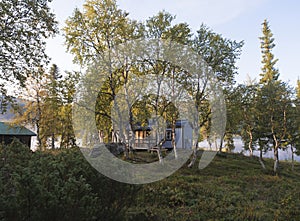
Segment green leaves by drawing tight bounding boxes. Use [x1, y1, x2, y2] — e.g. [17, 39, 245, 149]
[193, 24, 244, 88]
[145, 11, 175, 39]
[0, 0, 58, 92]
[64, 0, 135, 66]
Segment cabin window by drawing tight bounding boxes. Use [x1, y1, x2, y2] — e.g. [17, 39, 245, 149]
[166, 131, 172, 141]
[146, 131, 151, 137]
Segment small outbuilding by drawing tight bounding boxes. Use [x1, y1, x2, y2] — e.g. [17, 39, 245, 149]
[0, 122, 36, 147]
[162, 120, 193, 149]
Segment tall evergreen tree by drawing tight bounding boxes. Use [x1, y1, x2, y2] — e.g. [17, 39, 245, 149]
[59, 71, 79, 148]
[41, 64, 62, 149]
[256, 20, 294, 174]
[297, 79, 300, 98]
[259, 19, 279, 84]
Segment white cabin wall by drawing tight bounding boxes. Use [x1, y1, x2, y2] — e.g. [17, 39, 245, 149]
[184, 124, 193, 149]
[175, 128, 183, 148]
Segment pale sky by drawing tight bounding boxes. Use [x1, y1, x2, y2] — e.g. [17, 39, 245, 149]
[46, 0, 300, 87]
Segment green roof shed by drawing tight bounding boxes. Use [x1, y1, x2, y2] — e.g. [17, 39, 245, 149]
[0, 122, 36, 147]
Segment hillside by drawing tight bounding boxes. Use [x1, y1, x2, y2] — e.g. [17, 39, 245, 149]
[1, 142, 300, 221]
[126, 151, 300, 221]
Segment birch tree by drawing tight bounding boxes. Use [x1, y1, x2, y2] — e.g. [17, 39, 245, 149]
[64, 0, 143, 158]
[0, 0, 57, 98]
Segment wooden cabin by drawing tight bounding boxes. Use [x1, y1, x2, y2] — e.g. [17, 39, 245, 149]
[0, 122, 36, 147]
[111, 120, 193, 150]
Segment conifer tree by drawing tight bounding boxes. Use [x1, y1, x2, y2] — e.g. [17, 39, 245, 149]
[41, 64, 62, 149]
[297, 79, 300, 98]
[259, 19, 279, 84]
[256, 20, 293, 174]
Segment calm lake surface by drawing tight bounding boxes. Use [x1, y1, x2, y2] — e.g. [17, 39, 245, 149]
[199, 137, 300, 162]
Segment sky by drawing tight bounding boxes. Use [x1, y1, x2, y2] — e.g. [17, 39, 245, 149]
[46, 0, 300, 87]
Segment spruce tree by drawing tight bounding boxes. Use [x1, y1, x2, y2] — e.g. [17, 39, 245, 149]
[256, 19, 294, 174]
[297, 79, 300, 98]
[259, 19, 279, 84]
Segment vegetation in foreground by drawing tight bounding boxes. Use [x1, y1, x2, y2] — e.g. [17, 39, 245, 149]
[128, 151, 300, 221]
[1, 141, 300, 221]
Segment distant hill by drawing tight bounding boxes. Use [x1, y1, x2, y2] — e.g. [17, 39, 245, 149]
[0, 98, 25, 122]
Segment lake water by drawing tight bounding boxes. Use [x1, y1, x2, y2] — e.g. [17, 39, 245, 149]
[199, 137, 300, 162]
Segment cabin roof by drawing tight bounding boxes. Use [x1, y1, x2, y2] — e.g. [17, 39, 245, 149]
[134, 120, 191, 131]
[0, 122, 36, 136]
[133, 125, 152, 131]
[175, 120, 189, 127]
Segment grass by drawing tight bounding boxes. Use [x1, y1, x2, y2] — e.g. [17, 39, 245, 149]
[124, 151, 300, 221]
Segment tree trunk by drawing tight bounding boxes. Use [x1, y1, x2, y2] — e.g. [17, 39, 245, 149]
[123, 143, 130, 159]
[172, 125, 177, 159]
[98, 130, 104, 143]
[273, 147, 279, 175]
[60, 133, 64, 148]
[208, 137, 212, 149]
[247, 130, 253, 157]
[259, 147, 266, 170]
[51, 133, 55, 149]
[273, 135, 280, 175]
[36, 121, 41, 150]
[155, 129, 164, 164]
[291, 146, 294, 171]
[188, 142, 198, 168]
[188, 125, 200, 168]
[218, 134, 225, 153]
[36, 92, 43, 150]
[157, 147, 164, 164]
